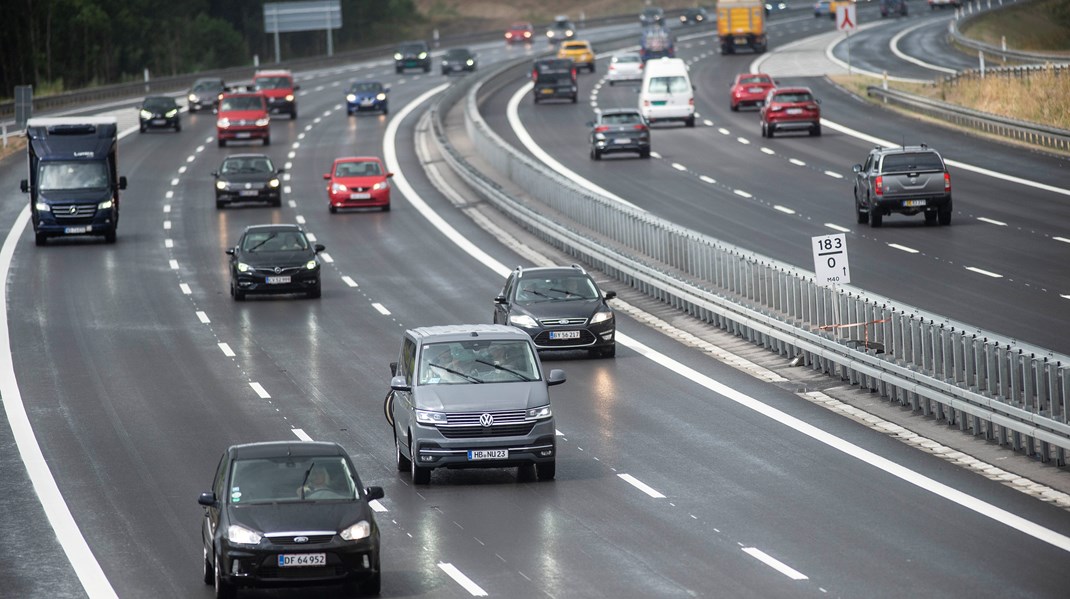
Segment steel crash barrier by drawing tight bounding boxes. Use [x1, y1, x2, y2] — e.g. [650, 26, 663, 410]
[429, 55, 1070, 466]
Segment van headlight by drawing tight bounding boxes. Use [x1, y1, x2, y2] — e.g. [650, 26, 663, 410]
[526, 405, 552, 420]
[35, 202, 51, 212]
[255, 117, 270, 126]
[508, 314, 538, 328]
[415, 410, 447, 424]
[217, 117, 231, 128]
[98, 200, 113, 210]
[590, 310, 614, 324]
[227, 524, 262, 546]
[376, 93, 387, 101]
[340, 521, 371, 541]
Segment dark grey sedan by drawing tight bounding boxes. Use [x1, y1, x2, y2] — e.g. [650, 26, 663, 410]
[212, 154, 284, 208]
[441, 48, 477, 75]
[226, 224, 324, 300]
[588, 108, 651, 160]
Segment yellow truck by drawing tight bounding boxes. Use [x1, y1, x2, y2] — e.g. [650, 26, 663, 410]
[717, 0, 767, 54]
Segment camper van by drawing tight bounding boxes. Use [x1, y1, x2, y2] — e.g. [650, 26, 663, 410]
[638, 57, 695, 127]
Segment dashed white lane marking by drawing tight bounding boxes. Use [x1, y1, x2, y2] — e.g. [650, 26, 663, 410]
[703, 119, 714, 126]
[1055, 237, 1070, 244]
[342, 276, 358, 287]
[320, 253, 334, 264]
[977, 217, 1007, 226]
[179, 284, 192, 295]
[888, 243, 919, 254]
[618, 473, 666, 498]
[789, 158, 806, 166]
[773, 205, 795, 214]
[700, 175, 716, 184]
[650, 151, 663, 159]
[372, 303, 391, 315]
[196, 311, 210, 324]
[742, 548, 809, 581]
[249, 382, 271, 399]
[168, 259, 179, 270]
[671, 163, 687, 171]
[306, 233, 317, 242]
[288, 200, 297, 208]
[295, 215, 306, 224]
[164, 221, 172, 230]
[170, 178, 179, 186]
[165, 191, 174, 199]
[291, 428, 313, 441]
[824, 170, 843, 179]
[717, 127, 730, 135]
[733, 190, 752, 198]
[284, 186, 292, 194]
[186, 155, 195, 163]
[218, 343, 235, 357]
[165, 239, 173, 248]
[369, 500, 388, 513]
[737, 137, 750, 145]
[825, 223, 850, 233]
[965, 266, 1003, 278]
[292, 142, 300, 149]
[438, 563, 488, 597]
[760, 147, 775, 155]
[288, 151, 296, 159]
[178, 166, 187, 174]
[163, 205, 171, 213]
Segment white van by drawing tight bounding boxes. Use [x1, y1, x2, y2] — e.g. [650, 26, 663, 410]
[638, 57, 695, 127]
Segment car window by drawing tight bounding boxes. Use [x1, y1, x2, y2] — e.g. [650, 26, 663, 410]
[647, 76, 690, 94]
[221, 96, 263, 111]
[229, 456, 355, 503]
[212, 454, 228, 498]
[143, 97, 176, 110]
[419, 340, 538, 385]
[38, 162, 108, 191]
[400, 337, 417, 385]
[882, 153, 944, 172]
[335, 161, 381, 177]
[740, 76, 771, 85]
[602, 112, 642, 125]
[242, 231, 307, 252]
[773, 92, 814, 103]
[255, 76, 291, 89]
[351, 82, 382, 93]
[516, 275, 598, 302]
[614, 55, 641, 64]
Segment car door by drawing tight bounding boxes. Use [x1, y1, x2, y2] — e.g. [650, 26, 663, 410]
[494, 274, 515, 324]
[392, 337, 417, 447]
[855, 152, 875, 205]
[203, 452, 228, 552]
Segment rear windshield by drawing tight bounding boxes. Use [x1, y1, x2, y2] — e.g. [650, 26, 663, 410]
[739, 75, 772, 85]
[772, 92, 814, 103]
[602, 112, 643, 125]
[562, 43, 587, 50]
[614, 55, 641, 64]
[647, 75, 689, 94]
[881, 153, 944, 172]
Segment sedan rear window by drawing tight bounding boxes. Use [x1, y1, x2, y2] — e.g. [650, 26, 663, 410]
[881, 153, 944, 172]
[602, 113, 643, 125]
[772, 92, 814, 103]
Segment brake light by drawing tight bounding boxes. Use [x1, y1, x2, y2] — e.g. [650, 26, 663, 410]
[638, 62, 644, 70]
[874, 175, 884, 197]
[689, 98, 694, 107]
[633, 124, 647, 131]
[643, 100, 650, 107]
[595, 125, 610, 133]
[944, 172, 951, 192]
[571, 68, 577, 78]
[609, 64, 616, 71]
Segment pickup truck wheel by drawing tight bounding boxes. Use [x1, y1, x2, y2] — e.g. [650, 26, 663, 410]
[938, 208, 952, 226]
[856, 205, 868, 224]
[924, 211, 938, 225]
[536, 461, 556, 481]
[869, 207, 883, 228]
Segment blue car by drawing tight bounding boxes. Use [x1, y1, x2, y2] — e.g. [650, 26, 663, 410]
[346, 81, 389, 115]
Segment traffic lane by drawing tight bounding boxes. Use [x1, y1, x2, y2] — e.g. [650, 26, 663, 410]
[828, 12, 953, 80]
[896, 15, 987, 72]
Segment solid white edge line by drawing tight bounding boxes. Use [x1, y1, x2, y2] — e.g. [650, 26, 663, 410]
[742, 547, 809, 580]
[889, 20, 959, 74]
[1055, 237, 1070, 244]
[291, 428, 313, 442]
[618, 473, 666, 498]
[437, 563, 489, 597]
[0, 206, 120, 598]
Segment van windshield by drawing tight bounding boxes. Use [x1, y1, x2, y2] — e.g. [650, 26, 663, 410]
[39, 162, 108, 191]
[648, 75, 689, 94]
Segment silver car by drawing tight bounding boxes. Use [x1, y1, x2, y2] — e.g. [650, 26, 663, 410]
[387, 325, 565, 485]
[606, 52, 644, 85]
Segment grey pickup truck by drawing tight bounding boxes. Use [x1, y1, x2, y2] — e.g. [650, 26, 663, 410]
[852, 144, 953, 227]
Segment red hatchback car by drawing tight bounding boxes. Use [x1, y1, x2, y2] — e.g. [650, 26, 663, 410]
[217, 91, 270, 147]
[505, 22, 535, 44]
[324, 157, 393, 212]
[759, 87, 822, 138]
[729, 73, 776, 111]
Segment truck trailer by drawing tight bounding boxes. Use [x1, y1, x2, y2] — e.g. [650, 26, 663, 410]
[717, 0, 767, 54]
[19, 117, 126, 245]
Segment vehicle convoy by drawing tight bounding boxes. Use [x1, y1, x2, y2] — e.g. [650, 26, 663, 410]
[253, 69, 299, 119]
[20, 117, 126, 245]
[639, 24, 676, 62]
[387, 324, 566, 484]
[639, 57, 696, 127]
[717, 0, 768, 54]
[853, 144, 953, 227]
[532, 58, 578, 104]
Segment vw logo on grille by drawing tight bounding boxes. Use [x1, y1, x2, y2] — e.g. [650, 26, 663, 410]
[274, 266, 283, 274]
[244, 183, 252, 189]
[479, 413, 494, 427]
[294, 536, 308, 543]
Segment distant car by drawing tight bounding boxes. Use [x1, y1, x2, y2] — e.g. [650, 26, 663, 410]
[589, 108, 651, 160]
[138, 96, 181, 133]
[760, 87, 821, 138]
[556, 40, 596, 73]
[813, 0, 832, 17]
[639, 6, 665, 25]
[545, 18, 576, 44]
[198, 441, 383, 597]
[216, 91, 270, 147]
[493, 264, 617, 357]
[853, 144, 953, 227]
[605, 52, 644, 85]
[729, 73, 776, 111]
[212, 154, 283, 209]
[829, 0, 853, 18]
[441, 48, 477, 75]
[680, 7, 708, 23]
[881, 0, 908, 16]
[395, 40, 431, 73]
[532, 58, 578, 104]
[324, 156, 393, 213]
[187, 77, 225, 113]
[765, 1, 789, 15]
[226, 224, 324, 300]
[928, 0, 963, 9]
[253, 69, 299, 119]
[505, 22, 535, 44]
[346, 81, 388, 115]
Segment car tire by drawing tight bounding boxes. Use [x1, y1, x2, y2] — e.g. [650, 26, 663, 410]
[811, 123, 822, 137]
[442, 69, 448, 76]
[730, 102, 739, 112]
[533, 96, 540, 105]
[856, 204, 868, 224]
[290, 109, 297, 120]
[354, 568, 381, 597]
[104, 229, 116, 244]
[232, 281, 246, 301]
[609, 80, 615, 86]
[216, 199, 225, 210]
[924, 211, 938, 225]
[571, 95, 577, 104]
[685, 116, 695, 128]
[35, 231, 47, 246]
[382, 104, 389, 115]
[394, 432, 410, 472]
[938, 207, 952, 226]
[139, 125, 145, 133]
[869, 207, 883, 228]
[381, 203, 391, 212]
[640, 148, 651, 159]
[767, 124, 775, 138]
[410, 439, 431, 485]
[263, 136, 270, 146]
[214, 554, 236, 599]
[424, 65, 430, 73]
[329, 205, 338, 214]
[203, 548, 214, 585]
[592, 148, 601, 161]
[217, 138, 225, 148]
[307, 283, 321, 299]
[395, 67, 402, 74]
[174, 122, 181, 132]
[536, 461, 556, 481]
[589, 63, 596, 73]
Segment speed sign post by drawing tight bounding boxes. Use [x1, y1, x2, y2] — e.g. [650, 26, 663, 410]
[813, 233, 851, 337]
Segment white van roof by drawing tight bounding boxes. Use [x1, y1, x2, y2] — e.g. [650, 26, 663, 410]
[642, 57, 689, 75]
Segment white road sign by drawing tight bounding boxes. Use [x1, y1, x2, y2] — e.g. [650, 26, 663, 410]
[813, 233, 851, 286]
[837, 4, 857, 32]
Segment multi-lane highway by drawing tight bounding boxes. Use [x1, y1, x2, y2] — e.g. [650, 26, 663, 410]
[2, 7, 1068, 599]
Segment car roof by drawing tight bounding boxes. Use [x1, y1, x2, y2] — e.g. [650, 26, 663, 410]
[227, 441, 346, 460]
[223, 153, 272, 160]
[242, 223, 303, 234]
[255, 69, 291, 76]
[515, 265, 590, 278]
[408, 324, 531, 344]
[875, 145, 940, 155]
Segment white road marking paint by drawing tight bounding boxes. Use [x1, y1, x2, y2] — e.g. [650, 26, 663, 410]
[618, 473, 666, 498]
[284, 185, 292, 195]
[437, 563, 488, 597]
[298, 133, 306, 140]
[320, 253, 334, 264]
[306, 233, 317, 243]
[889, 21, 959, 74]
[369, 500, 387, 513]
[372, 303, 391, 315]
[196, 311, 210, 324]
[186, 155, 195, 163]
[284, 169, 292, 177]
[196, 145, 205, 152]
[1054, 237, 1070, 244]
[718, 127, 730, 135]
[965, 266, 1003, 278]
[163, 221, 172, 230]
[737, 137, 750, 145]
[742, 548, 809, 580]
[825, 223, 850, 233]
[165, 239, 173, 248]
[179, 284, 192, 295]
[824, 170, 843, 179]
[1062, 294, 1070, 300]
[170, 178, 179, 186]
[650, 151, 663, 159]
[703, 119, 714, 127]
[789, 158, 806, 166]
[296, 215, 306, 224]
[249, 382, 271, 399]
[342, 276, 358, 287]
[287, 151, 296, 159]
[178, 166, 187, 174]
[734, 190, 753, 198]
[288, 200, 297, 208]
[977, 217, 1007, 226]
[292, 142, 300, 149]
[888, 243, 919, 254]
[291, 428, 313, 441]
[163, 205, 171, 213]
[773, 205, 795, 215]
[165, 191, 174, 199]
[700, 175, 716, 184]
[218, 343, 235, 357]
[671, 163, 687, 171]
[761, 147, 775, 155]
[169, 259, 179, 270]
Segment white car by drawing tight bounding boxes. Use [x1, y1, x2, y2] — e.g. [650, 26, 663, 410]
[605, 53, 644, 85]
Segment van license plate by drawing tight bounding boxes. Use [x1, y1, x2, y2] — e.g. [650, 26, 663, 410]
[468, 449, 508, 460]
[265, 276, 291, 285]
[64, 227, 88, 234]
[903, 200, 926, 207]
[549, 330, 580, 340]
[278, 553, 325, 567]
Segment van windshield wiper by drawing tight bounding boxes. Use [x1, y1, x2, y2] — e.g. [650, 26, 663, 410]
[474, 359, 532, 381]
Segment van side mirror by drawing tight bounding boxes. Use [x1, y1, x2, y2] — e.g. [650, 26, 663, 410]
[118, 176, 128, 190]
[547, 369, 566, 386]
[390, 375, 411, 392]
[198, 491, 217, 507]
[20, 179, 29, 193]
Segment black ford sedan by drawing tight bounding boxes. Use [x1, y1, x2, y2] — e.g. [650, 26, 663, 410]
[138, 96, 181, 132]
[198, 441, 384, 598]
[212, 154, 284, 208]
[227, 224, 324, 300]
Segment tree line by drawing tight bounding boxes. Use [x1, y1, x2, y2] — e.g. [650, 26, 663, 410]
[1, 0, 421, 98]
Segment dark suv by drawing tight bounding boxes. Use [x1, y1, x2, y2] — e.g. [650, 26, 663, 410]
[394, 40, 431, 73]
[532, 58, 578, 104]
[493, 265, 616, 357]
[853, 144, 953, 227]
[588, 108, 651, 160]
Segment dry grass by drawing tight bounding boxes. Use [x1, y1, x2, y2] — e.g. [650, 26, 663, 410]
[960, 0, 1070, 54]
[0, 135, 26, 164]
[415, 0, 704, 35]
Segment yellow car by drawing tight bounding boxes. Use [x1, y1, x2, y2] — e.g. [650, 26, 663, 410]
[556, 40, 596, 73]
[829, 0, 855, 20]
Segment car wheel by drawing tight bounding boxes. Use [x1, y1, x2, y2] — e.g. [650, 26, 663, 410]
[730, 102, 738, 112]
[382, 104, 389, 115]
[189, 106, 197, 114]
[217, 138, 225, 148]
[139, 125, 145, 133]
[938, 207, 952, 226]
[810, 123, 822, 136]
[592, 148, 601, 161]
[924, 211, 938, 225]
[232, 281, 246, 301]
[395, 67, 402, 74]
[381, 203, 390, 212]
[410, 438, 431, 485]
[869, 207, 883, 228]
[263, 136, 270, 146]
[609, 80, 615, 87]
[760, 122, 768, 138]
[602, 344, 617, 358]
[856, 205, 868, 224]
[442, 69, 448, 76]
[686, 116, 695, 128]
[203, 548, 214, 585]
[424, 65, 430, 73]
[307, 283, 321, 299]
[534, 96, 540, 105]
[35, 231, 47, 246]
[394, 432, 410, 472]
[767, 124, 775, 138]
[104, 229, 116, 244]
[216, 199, 225, 210]
[329, 205, 338, 214]
[214, 554, 236, 599]
[572, 95, 577, 104]
[589, 63, 596, 73]
[640, 148, 650, 159]
[174, 122, 181, 132]
[536, 461, 556, 481]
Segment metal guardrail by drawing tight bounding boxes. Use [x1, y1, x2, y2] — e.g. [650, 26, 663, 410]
[942, 63, 1068, 85]
[949, 0, 1070, 64]
[430, 56, 1070, 466]
[866, 86, 1070, 152]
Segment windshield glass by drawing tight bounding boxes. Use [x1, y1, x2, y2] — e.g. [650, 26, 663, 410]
[255, 76, 291, 90]
[242, 230, 308, 252]
[515, 275, 598, 302]
[143, 97, 176, 110]
[350, 82, 382, 93]
[334, 161, 382, 177]
[419, 340, 538, 385]
[647, 75, 689, 94]
[39, 162, 108, 191]
[229, 456, 355, 503]
[221, 96, 263, 111]
[222, 157, 274, 174]
[193, 80, 222, 92]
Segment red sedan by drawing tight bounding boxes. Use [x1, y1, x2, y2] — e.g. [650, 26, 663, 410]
[505, 22, 535, 44]
[324, 157, 393, 212]
[729, 73, 776, 111]
[759, 86, 822, 138]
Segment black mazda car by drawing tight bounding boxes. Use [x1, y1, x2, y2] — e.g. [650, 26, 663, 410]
[226, 224, 324, 300]
[212, 154, 284, 208]
[198, 441, 383, 597]
[138, 96, 181, 132]
[493, 265, 617, 357]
